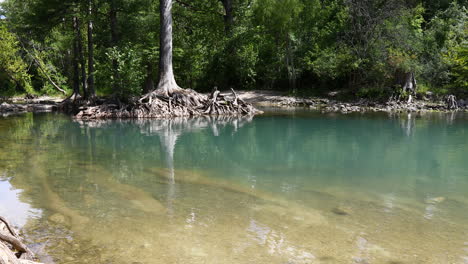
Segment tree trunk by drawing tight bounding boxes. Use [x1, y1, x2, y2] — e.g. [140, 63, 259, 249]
[286, 35, 297, 93]
[156, 0, 180, 96]
[87, 0, 95, 98]
[144, 62, 155, 93]
[400, 72, 417, 95]
[76, 17, 88, 98]
[110, 0, 120, 93]
[446, 95, 458, 110]
[72, 17, 81, 97]
[219, 0, 233, 34]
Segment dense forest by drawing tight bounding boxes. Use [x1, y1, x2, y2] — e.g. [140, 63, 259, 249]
[0, 0, 466, 100]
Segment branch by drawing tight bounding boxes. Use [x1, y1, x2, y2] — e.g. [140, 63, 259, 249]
[31, 55, 67, 95]
[19, 41, 67, 95]
[0, 216, 19, 238]
[0, 232, 34, 258]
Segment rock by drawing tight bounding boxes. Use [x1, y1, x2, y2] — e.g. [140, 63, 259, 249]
[48, 213, 67, 225]
[462, 256, 468, 264]
[141, 243, 152, 249]
[424, 196, 445, 204]
[30, 105, 56, 111]
[458, 99, 465, 107]
[407, 106, 417, 112]
[191, 247, 207, 257]
[332, 206, 351, 216]
[352, 257, 369, 264]
[24, 94, 38, 100]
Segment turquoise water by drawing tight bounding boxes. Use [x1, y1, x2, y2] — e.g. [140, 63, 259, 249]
[0, 110, 467, 263]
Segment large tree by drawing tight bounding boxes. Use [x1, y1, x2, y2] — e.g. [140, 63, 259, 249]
[156, 0, 180, 96]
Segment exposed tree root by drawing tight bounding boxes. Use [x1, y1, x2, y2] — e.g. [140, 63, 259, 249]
[0, 217, 19, 238]
[446, 94, 458, 110]
[0, 216, 41, 264]
[67, 88, 261, 120]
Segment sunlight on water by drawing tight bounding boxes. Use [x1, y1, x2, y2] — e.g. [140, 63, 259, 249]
[0, 110, 467, 263]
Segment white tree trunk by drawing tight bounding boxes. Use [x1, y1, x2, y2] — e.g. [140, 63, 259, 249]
[87, 0, 95, 97]
[157, 0, 180, 96]
[402, 72, 417, 94]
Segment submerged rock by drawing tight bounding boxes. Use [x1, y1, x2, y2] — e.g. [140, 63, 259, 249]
[48, 213, 67, 225]
[331, 206, 352, 216]
[424, 196, 445, 204]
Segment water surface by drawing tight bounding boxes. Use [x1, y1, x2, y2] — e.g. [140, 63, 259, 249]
[0, 110, 467, 264]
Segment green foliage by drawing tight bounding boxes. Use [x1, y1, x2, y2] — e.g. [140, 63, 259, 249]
[421, 2, 467, 93]
[1, 0, 466, 98]
[99, 46, 145, 97]
[444, 42, 468, 92]
[30, 40, 70, 95]
[305, 47, 356, 80]
[385, 5, 425, 73]
[0, 23, 33, 95]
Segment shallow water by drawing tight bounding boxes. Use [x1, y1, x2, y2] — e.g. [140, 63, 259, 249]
[0, 110, 467, 264]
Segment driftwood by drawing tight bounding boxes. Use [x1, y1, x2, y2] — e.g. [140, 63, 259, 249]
[0, 216, 41, 264]
[64, 88, 261, 120]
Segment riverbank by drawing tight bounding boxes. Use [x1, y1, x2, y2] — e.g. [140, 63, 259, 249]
[0, 96, 62, 116]
[1, 91, 467, 116]
[232, 90, 468, 113]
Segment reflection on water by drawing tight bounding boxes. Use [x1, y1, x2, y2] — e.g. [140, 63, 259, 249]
[0, 111, 467, 263]
[0, 179, 41, 227]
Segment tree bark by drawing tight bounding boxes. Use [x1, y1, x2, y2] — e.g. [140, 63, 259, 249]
[286, 35, 297, 93]
[87, 0, 95, 98]
[110, 0, 120, 93]
[76, 17, 88, 98]
[0, 233, 33, 258]
[156, 0, 180, 96]
[401, 72, 417, 95]
[446, 95, 458, 110]
[72, 17, 81, 97]
[219, 0, 233, 34]
[144, 62, 155, 93]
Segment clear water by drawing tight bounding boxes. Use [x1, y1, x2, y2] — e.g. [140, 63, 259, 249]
[0, 110, 467, 264]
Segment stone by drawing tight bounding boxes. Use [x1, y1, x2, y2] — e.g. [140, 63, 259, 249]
[352, 257, 369, 264]
[141, 243, 152, 249]
[332, 205, 351, 216]
[48, 213, 67, 225]
[458, 99, 465, 107]
[424, 196, 445, 204]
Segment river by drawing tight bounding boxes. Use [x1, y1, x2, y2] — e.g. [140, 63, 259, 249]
[0, 109, 467, 263]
